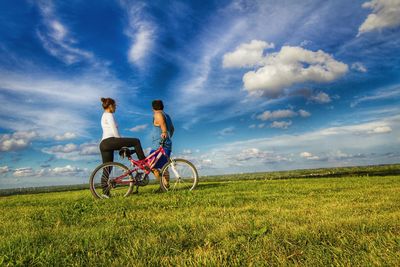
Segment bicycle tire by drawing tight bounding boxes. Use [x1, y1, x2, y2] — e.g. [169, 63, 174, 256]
[89, 162, 134, 199]
[159, 158, 198, 192]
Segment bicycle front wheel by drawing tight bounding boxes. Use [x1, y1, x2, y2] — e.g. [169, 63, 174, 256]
[160, 158, 198, 192]
[89, 162, 134, 199]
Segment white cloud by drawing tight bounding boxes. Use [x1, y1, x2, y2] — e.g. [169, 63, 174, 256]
[13, 168, 35, 177]
[257, 109, 297, 121]
[300, 151, 312, 158]
[129, 124, 148, 132]
[11, 165, 87, 178]
[351, 62, 368, 72]
[43, 143, 78, 153]
[182, 149, 192, 155]
[370, 126, 392, 134]
[257, 109, 311, 121]
[54, 132, 77, 141]
[42, 142, 99, 160]
[241, 45, 348, 97]
[128, 25, 154, 64]
[0, 166, 10, 174]
[299, 109, 311, 117]
[195, 158, 214, 170]
[50, 20, 67, 41]
[358, 0, 400, 36]
[300, 40, 312, 47]
[234, 148, 270, 161]
[217, 127, 235, 136]
[300, 152, 320, 160]
[79, 143, 99, 156]
[270, 120, 292, 129]
[310, 92, 332, 104]
[0, 131, 38, 152]
[48, 165, 85, 176]
[223, 40, 274, 68]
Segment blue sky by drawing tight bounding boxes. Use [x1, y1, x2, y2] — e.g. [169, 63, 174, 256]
[0, 0, 399, 188]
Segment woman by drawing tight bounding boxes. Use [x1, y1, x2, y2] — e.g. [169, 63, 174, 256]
[99, 97, 146, 163]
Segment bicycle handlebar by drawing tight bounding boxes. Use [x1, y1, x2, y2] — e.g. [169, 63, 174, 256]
[159, 138, 167, 147]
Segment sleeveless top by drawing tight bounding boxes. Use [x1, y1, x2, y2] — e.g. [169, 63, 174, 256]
[152, 111, 173, 150]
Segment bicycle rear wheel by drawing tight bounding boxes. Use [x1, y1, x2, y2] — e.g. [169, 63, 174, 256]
[159, 158, 198, 192]
[89, 162, 134, 199]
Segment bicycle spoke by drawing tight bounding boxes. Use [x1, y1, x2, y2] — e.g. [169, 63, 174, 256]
[160, 159, 198, 192]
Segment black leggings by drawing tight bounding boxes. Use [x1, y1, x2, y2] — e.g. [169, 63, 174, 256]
[100, 137, 146, 163]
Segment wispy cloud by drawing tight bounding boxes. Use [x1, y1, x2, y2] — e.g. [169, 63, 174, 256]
[36, 0, 93, 64]
[217, 126, 235, 137]
[0, 65, 124, 136]
[129, 124, 148, 132]
[120, 1, 156, 66]
[351, 62, 368, 72]
[351, 84, 400, 107]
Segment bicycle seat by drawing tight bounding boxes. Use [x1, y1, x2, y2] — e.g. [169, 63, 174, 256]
[118, 147, 136, 158]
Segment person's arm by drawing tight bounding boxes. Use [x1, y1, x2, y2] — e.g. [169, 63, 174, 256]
[108, 113, 121, 138]
[154, 112, 168, 139]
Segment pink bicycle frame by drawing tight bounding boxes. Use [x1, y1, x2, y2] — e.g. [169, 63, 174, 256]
[110, 145, 169, 186]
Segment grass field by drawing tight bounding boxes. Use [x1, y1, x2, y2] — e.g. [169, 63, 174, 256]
[1, 175, 399, 266]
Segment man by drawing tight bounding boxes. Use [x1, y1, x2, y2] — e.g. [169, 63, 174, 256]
[151, 100, 174, 191]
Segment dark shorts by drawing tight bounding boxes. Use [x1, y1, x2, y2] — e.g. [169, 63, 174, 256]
[150, 148, 171, 169]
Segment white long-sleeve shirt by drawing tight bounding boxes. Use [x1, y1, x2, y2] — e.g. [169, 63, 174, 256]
[101, 112, 120, 140]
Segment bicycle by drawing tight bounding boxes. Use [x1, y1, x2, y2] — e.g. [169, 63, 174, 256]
[89, 142, 199, 199]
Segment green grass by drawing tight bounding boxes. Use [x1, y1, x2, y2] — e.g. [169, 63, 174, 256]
[1, 175, 399, 266]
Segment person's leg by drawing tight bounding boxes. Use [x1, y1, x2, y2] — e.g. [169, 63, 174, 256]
[161, 149, 171, 188]
[99, 138, 115, 195]
[103, 137, 146, 160]
[119, 137, 146, 160]
[100, 138, 115, 163]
